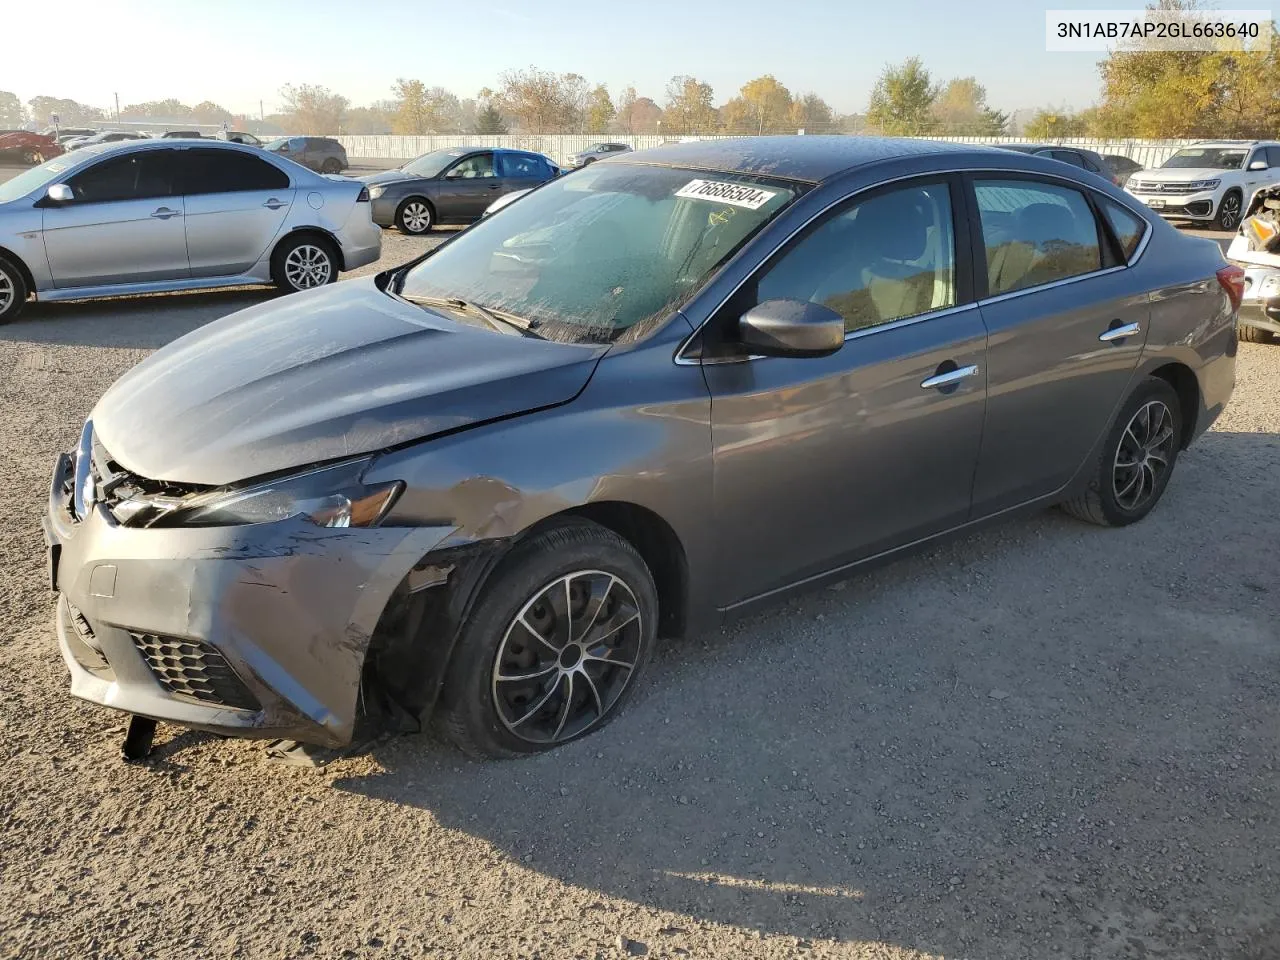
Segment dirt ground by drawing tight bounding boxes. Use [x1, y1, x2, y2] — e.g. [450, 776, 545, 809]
[2, 215, 1279, 960]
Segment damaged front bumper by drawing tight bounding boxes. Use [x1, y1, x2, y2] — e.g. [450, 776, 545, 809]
[1233, 263, 1280, 336]
[45, 451, 456, 747]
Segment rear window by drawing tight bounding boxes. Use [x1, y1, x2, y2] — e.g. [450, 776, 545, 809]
[975, 179, 1103, 296]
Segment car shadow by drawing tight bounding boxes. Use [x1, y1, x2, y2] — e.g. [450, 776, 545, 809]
[0, 287, 279, 349]
[326, 430, 1280, 957]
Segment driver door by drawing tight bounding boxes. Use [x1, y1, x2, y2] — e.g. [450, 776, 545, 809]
[438, 151, 502, 221]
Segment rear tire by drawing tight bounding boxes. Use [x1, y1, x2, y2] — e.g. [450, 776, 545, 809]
[321, 158, 342, 174]
[20, 148, 43, 165]
[436, 520, 658, 758]
[0, 254, 29, 324]
[1060, 377, 1183, 527]
[395, 198, 434, 235]
[1238, 323, 1274, 344]
[271, 234, 338, 292]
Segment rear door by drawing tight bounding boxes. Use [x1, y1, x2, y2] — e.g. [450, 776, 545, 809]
[436, 151, 502, 221]
[498, 151, 551, 194]
[41, 148, 189, 287]
[968, 175, 1150, 514]
[177, 148, 295, 277]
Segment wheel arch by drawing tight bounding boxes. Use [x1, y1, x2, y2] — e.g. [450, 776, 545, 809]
[395, 194, 436, 226]
[1146, 361, 1201, 449]
[0, 245, 37, 295]
[274, 226, 345, 271]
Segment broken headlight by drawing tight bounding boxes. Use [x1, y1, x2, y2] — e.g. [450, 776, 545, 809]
[151, 458, 402, 529]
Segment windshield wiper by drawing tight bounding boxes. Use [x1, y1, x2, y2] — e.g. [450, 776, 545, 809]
[401, 294, 542, 338]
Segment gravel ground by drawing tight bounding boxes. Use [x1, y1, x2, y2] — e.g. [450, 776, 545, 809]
[1, 194, 1279, 960]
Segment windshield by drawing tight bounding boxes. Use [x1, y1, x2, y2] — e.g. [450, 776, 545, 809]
[399, 164, 798, 343]
[401, 149, 469, 178]
[0, 155, 76, 204]
[1162, 148, 1247, 170]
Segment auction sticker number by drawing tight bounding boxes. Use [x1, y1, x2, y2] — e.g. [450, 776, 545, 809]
[676, 179, 777, 210]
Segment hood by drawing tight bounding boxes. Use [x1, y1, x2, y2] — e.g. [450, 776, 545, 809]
[1136, 167, 1236, 182]
[358, 168, 421, 186]
[91, 278, 607, 486]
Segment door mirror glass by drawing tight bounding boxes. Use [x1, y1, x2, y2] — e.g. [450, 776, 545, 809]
[1249, 159, 1268, 171]
[445, 168, 463, 179]
[45, 183, 73, 203]
[738, 299, 844, 358]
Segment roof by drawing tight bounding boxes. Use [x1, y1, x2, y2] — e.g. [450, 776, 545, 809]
[610, 135, 1014, 183]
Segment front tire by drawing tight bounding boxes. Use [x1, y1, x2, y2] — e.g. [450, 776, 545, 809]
[0, 254, 29, 324]
[1060, 377, 1183, 527]
[21, 148, 43, 165]
[1238, 323, 1274, 344]
[437, 520, 658, 758]
[1214, 190, 1243, 231]
[395, 198, 434, 235]
[271, 234, 338, 292]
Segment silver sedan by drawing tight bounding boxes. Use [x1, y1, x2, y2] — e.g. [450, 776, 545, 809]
[0, 139, 381, 323]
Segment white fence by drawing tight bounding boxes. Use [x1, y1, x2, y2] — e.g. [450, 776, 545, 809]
[333, 134, 1200, 169]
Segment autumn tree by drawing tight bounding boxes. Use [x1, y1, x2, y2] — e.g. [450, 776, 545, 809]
[191, 101, 233, 125]
[391, 79, 440, 134]
[720, 75, 794, 134]
[930, 77, 1007, 135]
[279, 84, 348, 134]
[584, 85, 615, 134]
[495, 67, 585, 132]
[0, 91, 24, 127]
[27, 96, 104, 127]
[1022, 107, 1093, 139]
[866, 58, 938, 135]
[788, 93, 835, 132]
[120, 98, 191, 120]
[663, 76, 717, 134]
[345, 102, 395, 134]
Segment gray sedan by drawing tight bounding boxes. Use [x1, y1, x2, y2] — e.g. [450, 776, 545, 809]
[45, 137, 1237, 761]
[359, 147, 559, 233]
[0, 139, 381, 322]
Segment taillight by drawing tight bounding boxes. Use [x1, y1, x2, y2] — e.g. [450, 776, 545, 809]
[356, 187, 369, 202]
[1216, 264, 1245, 312]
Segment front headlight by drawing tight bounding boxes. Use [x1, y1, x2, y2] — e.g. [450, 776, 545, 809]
[368, 185, 385, 199]
[153, 458, 402, 529]
[1189, 179, 1221, 190]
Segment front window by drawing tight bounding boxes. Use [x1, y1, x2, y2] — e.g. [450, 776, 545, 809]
[397, 163, 798, 343]
[0, 155, 76, 204]
[1162, 148, 1248, 170]
[400, 149, 469, 178]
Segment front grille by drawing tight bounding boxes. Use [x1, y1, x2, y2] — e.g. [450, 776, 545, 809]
[129, 633, 259, 711]
[1130, 180, 1204, 195]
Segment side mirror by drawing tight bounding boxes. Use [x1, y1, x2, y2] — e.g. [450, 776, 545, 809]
[45, 183, 73, 203]
[738, 299, 844, 358]
[1249, 159, 1268, 171]
[445, 169, 463, 179]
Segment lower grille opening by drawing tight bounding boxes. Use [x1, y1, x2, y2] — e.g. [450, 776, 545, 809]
[63, 598, 114, 679]
[129, 633, 260, 711]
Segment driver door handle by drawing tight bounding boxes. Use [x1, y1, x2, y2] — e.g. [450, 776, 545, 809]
[262, 198, 288, 209]
[1099, 321, 1142, 342]
[150, 207, 180, 220]
[920, 364, 979, 390]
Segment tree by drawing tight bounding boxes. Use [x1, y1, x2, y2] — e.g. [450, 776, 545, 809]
[663, 76, 717, 134]
[27, 96, 105, 127]
[866, 58, 938, 135]
[1022, 107, 1092, 139]
[391, 79, 442, 134]
[788, 92, 835, 132]
[494, 67, 585, 132]
[191, 101, 233, 125]
[0, 91, 24, 127]
[583, 85, 615, 134]
[931, 77, 1007, 135]
[615, 86, 638, 133]
[279, 83, 348, 134]
[345, 103, 395, 134]
[474, 103, 508, 134]
[120, 98, 193, 121]
[720, 75, 794, 134]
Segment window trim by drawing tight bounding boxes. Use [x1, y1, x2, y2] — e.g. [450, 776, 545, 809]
[673, 165, 1154, 365]
[691, 173, 973, 363]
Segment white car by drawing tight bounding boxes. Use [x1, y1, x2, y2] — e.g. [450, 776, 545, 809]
[1127, 140, 1280, 231]
[0, 139, 382, 323]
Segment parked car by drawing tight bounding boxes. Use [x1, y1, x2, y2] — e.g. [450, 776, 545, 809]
[568, 142, 633, 168]
[44, 127, 97, 144]
[65, 131, 150, 151]
[359, 147, 559, 233]
[0, 139, 381, 323]
[995, 143, 1122, 186]
[1127, 140, 1280, 231]
[218, 131, 263, 147]
[264, 136, 348, 174]
[42, 137, 1238, 761]
[1103, 154, 1143, 187]
[0, 131, 63, 165]
[162, 130, 204, 139]
[1226, 183, 1280, 343]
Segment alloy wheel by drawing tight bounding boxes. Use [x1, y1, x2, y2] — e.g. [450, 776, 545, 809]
[1112, 400, 1176, 511]
[1218, 194, 1242, 230]
[491, 570, 643, 744]
[283, 244, 332, 289]
[401, 201, 432, 233]
[0, 269, 12, 314]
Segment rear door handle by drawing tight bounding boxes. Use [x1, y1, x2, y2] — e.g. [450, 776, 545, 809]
[920, 364, 979, 390]
[262, 198, 288, 209]
[150, 207, 180, 220]
[488, 184, 501, 190]
[1099, 321, 1142, 342]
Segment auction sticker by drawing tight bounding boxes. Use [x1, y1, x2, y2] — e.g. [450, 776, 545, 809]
[675, 179, 777, 210]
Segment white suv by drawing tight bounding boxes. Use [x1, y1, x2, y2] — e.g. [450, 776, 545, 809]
[1127, 140, 1280, 231]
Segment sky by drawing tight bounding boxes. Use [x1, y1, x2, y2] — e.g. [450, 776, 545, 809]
[3, 0, 1128, 118]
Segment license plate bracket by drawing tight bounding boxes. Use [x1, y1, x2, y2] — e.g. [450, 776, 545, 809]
[1146, 198, 1165, 209]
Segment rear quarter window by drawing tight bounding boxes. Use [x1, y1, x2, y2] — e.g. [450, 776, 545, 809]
[1099, 198, 1147, 261]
